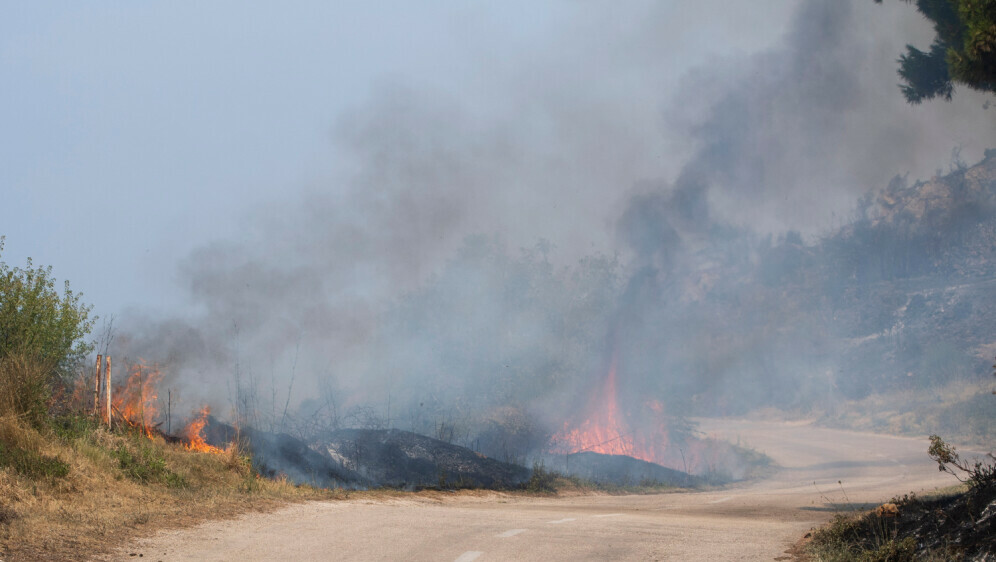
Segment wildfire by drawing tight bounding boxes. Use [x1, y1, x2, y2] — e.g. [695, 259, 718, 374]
[548, 357, 669, 465]
[102, 361, 230, 454]
[183, 406, 225, 454]
[112, 360, 163, 438]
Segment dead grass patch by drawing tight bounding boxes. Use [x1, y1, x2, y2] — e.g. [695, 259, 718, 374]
[0, 415, 336, 561]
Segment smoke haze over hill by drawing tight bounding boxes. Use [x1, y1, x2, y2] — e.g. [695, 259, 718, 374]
[85, 1, 996, 469]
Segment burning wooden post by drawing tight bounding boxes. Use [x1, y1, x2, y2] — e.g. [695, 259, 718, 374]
[94, 354, 103, 416]
[105, 356, 112, 428]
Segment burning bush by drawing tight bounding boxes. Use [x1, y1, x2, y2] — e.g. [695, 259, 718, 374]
[112, 361, 163, 438]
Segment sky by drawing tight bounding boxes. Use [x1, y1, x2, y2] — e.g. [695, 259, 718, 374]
[2, 0, 994, 322]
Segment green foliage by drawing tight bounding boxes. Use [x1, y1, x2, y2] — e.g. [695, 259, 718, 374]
[928, 434, 996, 486]
[111, 441, 188, 488]
[899, 39, 956, 102]
[0, 441, 70, 480]
[0, 238, 95, 381]
[876, 0, 996, 102]
[49, 412, 100, 443]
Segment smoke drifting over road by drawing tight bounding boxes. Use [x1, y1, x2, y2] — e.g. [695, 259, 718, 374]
[112, 0, 995, 470]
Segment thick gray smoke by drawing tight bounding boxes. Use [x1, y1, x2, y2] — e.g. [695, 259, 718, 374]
[111, 0, 995, 467]
[658, 0, 993, 233]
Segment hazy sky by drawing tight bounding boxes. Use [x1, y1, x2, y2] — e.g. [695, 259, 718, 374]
[2, 1, 992, 320]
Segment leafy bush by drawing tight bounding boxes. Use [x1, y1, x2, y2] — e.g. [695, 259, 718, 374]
[0, 238, 95, 382]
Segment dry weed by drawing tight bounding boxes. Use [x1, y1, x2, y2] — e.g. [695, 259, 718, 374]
[0, 417, 336, 561]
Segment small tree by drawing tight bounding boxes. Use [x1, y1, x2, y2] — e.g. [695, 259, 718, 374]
[0, 237, 95, 380]
[926, 357, 996, 483]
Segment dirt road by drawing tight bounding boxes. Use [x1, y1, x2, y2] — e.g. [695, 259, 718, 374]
[104, 419, 959, 561]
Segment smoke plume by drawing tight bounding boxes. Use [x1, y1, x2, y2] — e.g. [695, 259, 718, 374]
[111, 0, 995, 467]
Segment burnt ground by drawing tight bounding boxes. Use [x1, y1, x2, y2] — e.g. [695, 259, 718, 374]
[200, 416, 368, 488]
[542, 451, 699, 487]
[319, 428, 531, 489]
[198, 418, 709, 491]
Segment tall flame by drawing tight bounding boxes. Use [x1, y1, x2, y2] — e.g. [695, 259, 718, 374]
[105, 362, 230, 454]
[112, 360, 162, 438]
[183, 406, 225, 454]
[548, 357, 669, 464]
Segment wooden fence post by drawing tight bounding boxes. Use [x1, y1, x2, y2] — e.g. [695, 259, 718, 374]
[94, 354, 103, 416]
[105, 356, 112, 429]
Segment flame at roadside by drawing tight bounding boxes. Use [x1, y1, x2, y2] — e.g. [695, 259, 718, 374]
[101, 361, 231, 454]
[183, 406, 226, 454]
[547, 357, 670, 465]
[112, 360, 163, 438]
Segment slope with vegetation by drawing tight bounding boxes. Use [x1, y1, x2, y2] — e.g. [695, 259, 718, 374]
[807, 436, 995, 560]
[0, 243, 337, 560]
[0, 242, 705, 560]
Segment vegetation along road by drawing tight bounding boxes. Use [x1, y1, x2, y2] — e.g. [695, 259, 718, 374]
[103, 419, 958, 561]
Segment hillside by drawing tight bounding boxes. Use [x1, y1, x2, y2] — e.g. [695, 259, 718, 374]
[657, 151, 996, 425]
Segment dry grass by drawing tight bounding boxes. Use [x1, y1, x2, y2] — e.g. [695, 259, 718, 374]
[0, 414, 339, 561]
[0, 353, 54, 425]
[0, 409, 651, 560]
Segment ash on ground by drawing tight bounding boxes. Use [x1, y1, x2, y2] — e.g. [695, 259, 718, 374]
[319, 428, 530, 490]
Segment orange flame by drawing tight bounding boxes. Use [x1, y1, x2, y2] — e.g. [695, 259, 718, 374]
[548, 358, 669, 464]
[183, 406, 225, 454]
[112, 360, 163, 438]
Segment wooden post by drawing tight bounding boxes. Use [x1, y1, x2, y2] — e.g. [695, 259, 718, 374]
[94, 354, 103, 416]
[138, 364, 144, 431]
[105, 356, 112, 429]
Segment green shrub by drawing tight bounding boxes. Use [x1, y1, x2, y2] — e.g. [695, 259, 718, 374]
[0, 238, 95, 382]
[0, 441, 69, 479]
[111, 443, 187, 489]
[525, 462, 557, 493]
[50, 412, 99, 443]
